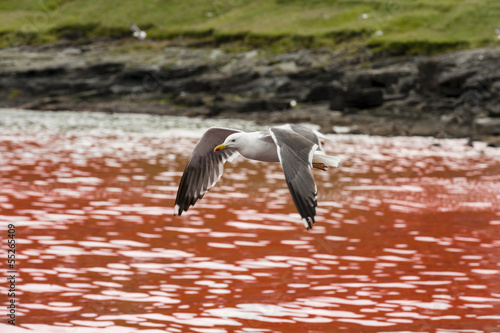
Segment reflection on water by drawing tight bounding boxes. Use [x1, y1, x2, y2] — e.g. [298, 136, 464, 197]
[0, 109, 499, 332]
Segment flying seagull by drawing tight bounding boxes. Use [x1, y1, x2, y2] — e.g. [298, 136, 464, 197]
[130, 23, 146, 41]
[174, 124, 341, 229]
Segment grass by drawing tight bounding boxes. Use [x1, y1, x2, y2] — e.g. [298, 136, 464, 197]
[0, 0, 500, 54]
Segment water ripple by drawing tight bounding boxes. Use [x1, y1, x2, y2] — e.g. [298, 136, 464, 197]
[1, 109, 499, 332]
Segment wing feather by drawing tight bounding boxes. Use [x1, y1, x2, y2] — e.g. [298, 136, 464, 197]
[269, 127, 318, 229]
[174, 127, 242, 216]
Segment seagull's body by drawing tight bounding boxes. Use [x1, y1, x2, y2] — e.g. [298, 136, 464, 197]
[174, 124, 341, 229]
[130, 23, 147, 41]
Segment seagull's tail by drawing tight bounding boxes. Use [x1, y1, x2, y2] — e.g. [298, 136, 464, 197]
[312, 151, 341, 168]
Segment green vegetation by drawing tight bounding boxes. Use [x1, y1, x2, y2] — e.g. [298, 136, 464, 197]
[1, 0, 499, 54]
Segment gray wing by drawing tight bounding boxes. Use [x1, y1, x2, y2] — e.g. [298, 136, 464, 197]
[269, 127, 319, 229]
[130, 23, 140, 33]
[288, 124, 320, 146]
[282, 124, 325, 151]
[174, 127, 242, 216]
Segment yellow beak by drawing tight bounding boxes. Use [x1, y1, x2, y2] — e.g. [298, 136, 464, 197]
[214, 144, 229, 152]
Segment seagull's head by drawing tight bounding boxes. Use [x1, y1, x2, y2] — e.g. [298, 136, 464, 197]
[214, 133, 242, 152]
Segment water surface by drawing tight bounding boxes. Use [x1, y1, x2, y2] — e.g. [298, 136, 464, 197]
[0, 109, 499, 332]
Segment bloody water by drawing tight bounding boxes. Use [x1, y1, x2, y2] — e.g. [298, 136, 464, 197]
[0, 109, 499, 333]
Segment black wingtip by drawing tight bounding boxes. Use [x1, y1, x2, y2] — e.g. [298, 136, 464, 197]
[174, 205, 183, 217]
[303, 217, 315, 230]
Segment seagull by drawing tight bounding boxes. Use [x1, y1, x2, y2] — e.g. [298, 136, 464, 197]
[130, 23, 146, 41]
[174, 125, 341, 229]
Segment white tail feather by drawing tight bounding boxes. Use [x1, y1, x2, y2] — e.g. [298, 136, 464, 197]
[312, 151, 341, 167]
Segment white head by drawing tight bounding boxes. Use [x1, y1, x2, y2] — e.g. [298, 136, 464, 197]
[214, 133, 244, 152]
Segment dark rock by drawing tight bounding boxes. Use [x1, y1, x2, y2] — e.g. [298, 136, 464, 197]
[438, 70, 477, 97]
[329, 94, 346, 111]
[211, 99, 266, 114]
[383, 94, 407, 102]
[115, 68, 152, 85]
[398, 75, 418, 95]
[475, 117, 500, 135]
[211, 98, 293, 114]
[160, 64, 208, 80]
[217, 71, 261, 93]
[288, 67, 323, 80]
[344, 88, 384, 109]
[463, 73, 496, 92]
[276, 80, 300, 94]
[236, 100, 268, 112]
[487, 104, 500, 117]
[328, 82, 348, 110]
[487, 140, 500, 148]
[174, 92, 205, 107]
[305, 84, 345, 103]
[83, 62, 125, 76]
[351, 68, 413, 91]
[235, 77, 289, 97]
[288, 67, 343, 82]
[418, 60, 441, 95]
[15, 66, 67, 78]
[184, 77, 215, 93]
[266, 99, 294, 111]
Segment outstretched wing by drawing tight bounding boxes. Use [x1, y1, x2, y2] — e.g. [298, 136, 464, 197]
[276, 124, 326, 151]
[130, 23, 140, 33]
[174, 127, 242, 216]
[269, 127, 319, 229]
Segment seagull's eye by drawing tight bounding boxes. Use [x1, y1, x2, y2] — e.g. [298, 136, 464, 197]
[231, 139, 235, 142]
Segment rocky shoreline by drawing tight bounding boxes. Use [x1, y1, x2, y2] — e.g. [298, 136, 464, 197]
[1, 40, 499, 144]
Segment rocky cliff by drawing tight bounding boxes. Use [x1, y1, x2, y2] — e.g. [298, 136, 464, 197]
[1, 40, 499, 143]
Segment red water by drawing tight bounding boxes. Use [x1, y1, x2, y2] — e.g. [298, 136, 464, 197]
[1, 110, 500, 332]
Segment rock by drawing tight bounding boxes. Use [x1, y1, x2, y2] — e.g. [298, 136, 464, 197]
[329, 94, 346, 111]
[370, 122, 398, 136]
[217, 71, 261, 92]
[438, 70, 477, 97]
[211, 98, 293, 114]
[238, 100, 266, 113]
[398, 75, 418, 95]
[174, 92, 205, 107]
[408, 119, 440, 136]
[487, 140, 500, 148]
[417, 60, 441, 95]
[161, 79, 188, 95]
[266, 99, 295, 111]
[83, 62, 125, 76]
[160, 64, 208, 79]
[475, 117, 500, 135]
[115, 68, 152, 85]
[231, 77, 288, 98]
[276, 80, 300, 94]
[3, 40, 500, 142]
[486, 104, 500, 117]
[288, 67, 343, 82]
[344, 88, 384, 109]
[15, 66, 67, 78]
[463, 73, 495, 92]
[275, 61, 298, 74]
[305, 83, 345, 102]
[351, 68, 413, 91]
[184, 77, 215, 93]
